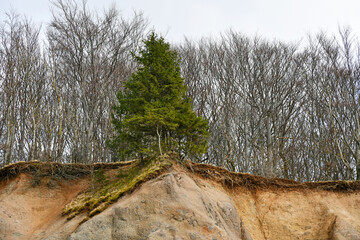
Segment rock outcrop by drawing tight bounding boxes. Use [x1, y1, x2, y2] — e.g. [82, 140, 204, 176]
[67, 172, 251, 240]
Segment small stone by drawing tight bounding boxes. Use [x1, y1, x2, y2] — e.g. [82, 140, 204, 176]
[12, 232, 23, 237]
[177, 209, 188, 216]
[188, 218, 195, 227]
[114, 207, 128, 221]
[167, 225, 176, 231]
[173, 214, 185, 222]
[189, 233, 197, 240]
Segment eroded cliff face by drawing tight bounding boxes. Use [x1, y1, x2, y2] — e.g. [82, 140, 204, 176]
[0, 173, 89, 240]
[66, 171, 251, 240]
[0, 161, 359, 240]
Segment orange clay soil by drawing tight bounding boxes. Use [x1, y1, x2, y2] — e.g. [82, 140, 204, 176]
[0, 173, 90, 239]
[184, 161, 360, 240]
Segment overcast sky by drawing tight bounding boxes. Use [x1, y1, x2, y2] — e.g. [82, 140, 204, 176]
[1, 0, 360, 44]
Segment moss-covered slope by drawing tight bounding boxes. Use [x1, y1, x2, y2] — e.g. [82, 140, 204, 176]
[62, 154, 173, 219]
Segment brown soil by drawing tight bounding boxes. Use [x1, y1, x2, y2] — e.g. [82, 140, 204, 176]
[185, 161, 360, 191]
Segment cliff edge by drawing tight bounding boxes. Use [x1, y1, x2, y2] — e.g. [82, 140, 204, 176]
[0, 155, 359, 240]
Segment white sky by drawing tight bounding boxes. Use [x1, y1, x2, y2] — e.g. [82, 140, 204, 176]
[1, 0, 360, 44]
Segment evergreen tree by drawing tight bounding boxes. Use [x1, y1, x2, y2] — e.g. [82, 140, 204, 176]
[108, 33, 208, 161]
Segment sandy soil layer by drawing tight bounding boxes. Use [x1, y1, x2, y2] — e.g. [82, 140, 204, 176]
[0, 161, 359, 240]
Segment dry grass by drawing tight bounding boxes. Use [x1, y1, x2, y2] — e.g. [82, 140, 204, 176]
[0, 160, 137, 182]
[62, 154, 174, 219]
[185, 161, 360, 192]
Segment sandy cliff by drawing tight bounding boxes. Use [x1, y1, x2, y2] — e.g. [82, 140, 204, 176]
[0, 158, 359, 240]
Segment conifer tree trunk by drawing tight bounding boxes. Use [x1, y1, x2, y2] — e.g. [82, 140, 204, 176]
[156, 126, 162, 155]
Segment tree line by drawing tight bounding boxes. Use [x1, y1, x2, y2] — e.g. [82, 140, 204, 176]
[0, 0, 147, 166]
[177, 30, 360, 181]
[1, 0, 359, 181]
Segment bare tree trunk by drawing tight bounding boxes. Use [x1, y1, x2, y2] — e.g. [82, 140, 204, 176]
[156, 126, 162, 155]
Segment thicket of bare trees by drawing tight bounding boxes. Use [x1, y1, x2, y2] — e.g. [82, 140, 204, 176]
[1, 0, 359, 181]
[0, 1, 147, 165]
[177, 30, 360, 181]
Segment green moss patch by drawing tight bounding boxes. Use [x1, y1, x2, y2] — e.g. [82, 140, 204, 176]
[63, 154, 173, 219]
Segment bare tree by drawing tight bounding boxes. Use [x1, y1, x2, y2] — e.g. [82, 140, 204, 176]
[47, 0, 147, 163]
[0, 12, 44, 165]
[178, 29, 359, 181]
[1, 2, 359, 182]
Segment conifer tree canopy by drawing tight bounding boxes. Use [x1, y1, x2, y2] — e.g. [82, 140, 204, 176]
[109, 33, 208, 160]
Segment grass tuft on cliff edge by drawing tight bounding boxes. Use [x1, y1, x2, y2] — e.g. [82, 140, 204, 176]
[62, 153, 174, 219]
